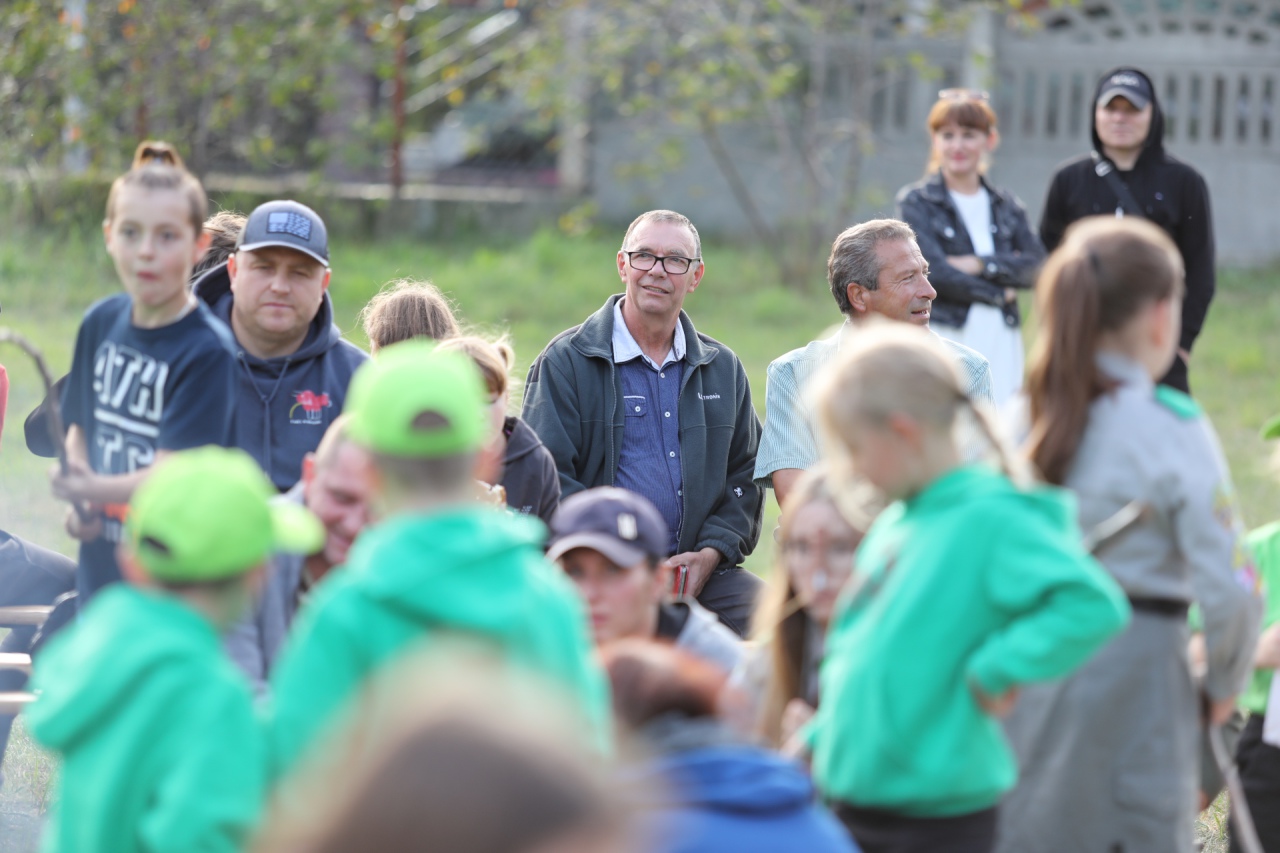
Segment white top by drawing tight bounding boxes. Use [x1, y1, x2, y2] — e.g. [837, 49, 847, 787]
[949, 186, 995, 257]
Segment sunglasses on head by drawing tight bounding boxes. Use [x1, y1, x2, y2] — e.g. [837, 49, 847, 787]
[938, 88, 990, 102]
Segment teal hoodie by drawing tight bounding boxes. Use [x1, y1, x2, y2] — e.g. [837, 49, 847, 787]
[268, 506, 610, 777]
[811, 466, 1130, 817]
[26, 585, 264, 853]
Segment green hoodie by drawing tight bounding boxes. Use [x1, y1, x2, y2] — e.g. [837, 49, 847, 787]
[1242, 521, 1280, 714]
[811, 466, 1130, 817]
[268, 507, 610, 776]
[26, 585, 264, 853]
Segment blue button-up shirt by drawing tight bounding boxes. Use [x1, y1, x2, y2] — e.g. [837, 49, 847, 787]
[612, 300, 686, 555]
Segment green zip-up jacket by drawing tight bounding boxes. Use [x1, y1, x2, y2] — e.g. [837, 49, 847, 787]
[268, 507, 610, 777]
[811, 466, 1130, 817]
[26, 585, 264, 853]
[1242, 521, 1280, 714]
[521, 294, 763, 569]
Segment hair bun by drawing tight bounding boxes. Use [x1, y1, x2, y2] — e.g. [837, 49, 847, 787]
[131, 140, 185, 170]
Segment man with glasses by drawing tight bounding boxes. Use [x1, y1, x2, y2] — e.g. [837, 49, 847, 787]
[523, 209, 764, 636]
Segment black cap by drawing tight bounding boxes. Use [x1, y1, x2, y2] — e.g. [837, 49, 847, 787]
[547, 487, 669, 567]
[1097, 70, 1153, 110]
[237, 200, 329, 267]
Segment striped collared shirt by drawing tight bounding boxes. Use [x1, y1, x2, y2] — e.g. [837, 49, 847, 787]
[752, 320, 993, 487]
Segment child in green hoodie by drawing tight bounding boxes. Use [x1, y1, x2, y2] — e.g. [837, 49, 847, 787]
[805, 323, 1130, 853]
[268, 341, 610, 778]
[26, 446, 323, 853]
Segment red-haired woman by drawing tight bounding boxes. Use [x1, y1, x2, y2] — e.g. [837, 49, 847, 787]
[895, 90, 1044, 407]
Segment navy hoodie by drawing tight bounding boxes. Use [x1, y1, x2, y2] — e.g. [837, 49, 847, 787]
[193, 262, 368, 490]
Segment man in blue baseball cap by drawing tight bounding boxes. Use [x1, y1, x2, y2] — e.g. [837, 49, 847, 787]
[192, 200, 367, 490]
[549, 487, 742, 673]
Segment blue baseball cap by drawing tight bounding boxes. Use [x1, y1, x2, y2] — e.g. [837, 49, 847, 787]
[547, 488, 670, 567]
[237, 199, 329, 267]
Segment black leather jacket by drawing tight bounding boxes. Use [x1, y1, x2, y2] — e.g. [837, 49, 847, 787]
[895, 172, 1045, 329]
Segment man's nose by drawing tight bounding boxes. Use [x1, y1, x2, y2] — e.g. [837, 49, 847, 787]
[920, 274, 937, 300]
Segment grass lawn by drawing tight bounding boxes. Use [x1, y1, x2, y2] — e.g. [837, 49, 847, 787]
[0, 222, 1276, 850]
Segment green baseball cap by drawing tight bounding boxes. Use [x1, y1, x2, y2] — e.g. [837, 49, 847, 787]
[125, 446, 324, 583]
[345, 339, 488, 458]
[1263, 414, 1280, 441]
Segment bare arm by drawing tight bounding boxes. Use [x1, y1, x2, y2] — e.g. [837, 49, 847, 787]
[772, 468, 804, 509]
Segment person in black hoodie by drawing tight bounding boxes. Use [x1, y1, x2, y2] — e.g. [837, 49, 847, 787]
[1040, 67, 1215, 394]
[192, 200, 368, 490]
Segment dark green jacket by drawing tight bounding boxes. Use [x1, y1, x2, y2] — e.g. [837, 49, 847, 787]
[522, 294, 763, 568]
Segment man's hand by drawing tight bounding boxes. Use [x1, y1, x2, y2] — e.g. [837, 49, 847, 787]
[50, 458, 102, 504]
[946, 255, 984, 276]
[665, 547, 723, 597]
[1256, 624, 1280, 669]
[64, 504, 102, 542]
[780, 698, 816, 746]
[972, 682, 1019, 717]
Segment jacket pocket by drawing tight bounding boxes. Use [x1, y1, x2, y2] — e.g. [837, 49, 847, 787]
[623, 395, 647, 417]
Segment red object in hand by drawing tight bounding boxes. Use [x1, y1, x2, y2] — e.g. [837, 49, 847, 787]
[0, 364, 9, 446]
[671, 564, 688, 598]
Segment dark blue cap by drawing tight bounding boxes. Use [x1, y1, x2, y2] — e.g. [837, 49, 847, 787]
[237, 199, 329, 267]
[547, 487, 670, 567]
[1097, 70, 1153, 110]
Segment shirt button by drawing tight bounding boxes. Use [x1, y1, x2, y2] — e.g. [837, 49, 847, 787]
[634, 406, 641, 412]
[678, 489, 683, 496]
[669, 451, 675, 458]
[664, 411, 670, 417]
[660, 372, 665, 378]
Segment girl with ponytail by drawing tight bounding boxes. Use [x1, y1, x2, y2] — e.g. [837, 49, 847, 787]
[804, 322, 1128, 853]
[997, 217, 1262, 853]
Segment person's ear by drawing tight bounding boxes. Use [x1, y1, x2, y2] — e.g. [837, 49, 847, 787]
[617, 250, 628, 281]
[116, 545, 153, 587]
[301, 452, 317, 487]
[320, 268, 332, 293]
[192, 229, 212, 266]
[226, 253, 239, 290]
[986, 129, 1001, 155]
[686, 259, 706, 293]
[846, 282, 871, 316]
[886, 411, 922, 451]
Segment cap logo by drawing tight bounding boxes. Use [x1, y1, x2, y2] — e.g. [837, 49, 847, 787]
[411, 409, 452, 432]
[1110, 73, 1142, 88]
[267, 211, 313, 241]
[617, 512, 638, 540]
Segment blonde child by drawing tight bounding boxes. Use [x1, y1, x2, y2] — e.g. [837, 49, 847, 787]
[50, 141, 237, 601]
[806, 323, 1129, 853]
[997, 217, 1262, 853]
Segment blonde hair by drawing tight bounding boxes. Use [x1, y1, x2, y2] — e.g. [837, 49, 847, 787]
[750, 469, 873, 746]
[359, 279, 460, 353]
[436, 335, 517, 400]
[105, 140, 207, 233]
[812, 322, 1026, 491]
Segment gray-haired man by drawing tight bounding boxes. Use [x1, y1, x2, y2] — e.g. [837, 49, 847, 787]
[755, 218, 994, 506]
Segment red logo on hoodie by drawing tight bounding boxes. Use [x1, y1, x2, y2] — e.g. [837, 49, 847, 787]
[289, 390, 331, 425]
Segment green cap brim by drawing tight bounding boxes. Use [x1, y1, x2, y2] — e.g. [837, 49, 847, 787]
[271, 502, 326, 555]
[1263, 414, 1280, 441]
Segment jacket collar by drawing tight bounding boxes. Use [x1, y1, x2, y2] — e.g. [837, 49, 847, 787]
[571, 294, 716, 368]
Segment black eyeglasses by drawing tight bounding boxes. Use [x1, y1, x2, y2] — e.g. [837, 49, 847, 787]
[625, 251, 700, 275]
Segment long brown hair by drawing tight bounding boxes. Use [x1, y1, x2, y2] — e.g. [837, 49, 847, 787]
[750, 469, 870, 747]
[105, 140, 206, 232]
[1025, 217, 1184, 485]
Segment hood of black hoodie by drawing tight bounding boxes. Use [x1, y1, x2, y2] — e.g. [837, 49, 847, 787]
[1091, 66, 1165, 170]
[190, 261, 346, 365]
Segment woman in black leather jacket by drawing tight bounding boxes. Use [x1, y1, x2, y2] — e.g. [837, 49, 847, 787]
[895, 90, 1045, 406]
